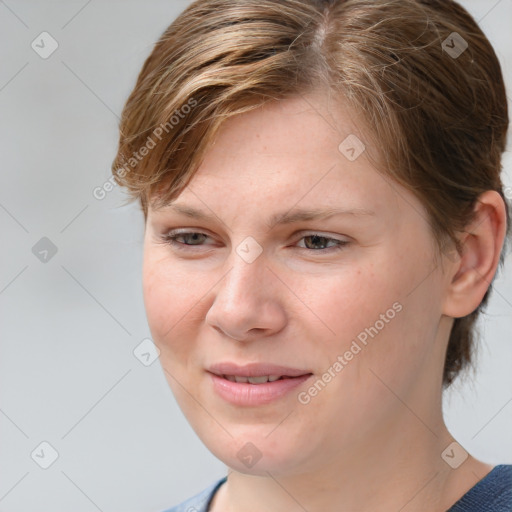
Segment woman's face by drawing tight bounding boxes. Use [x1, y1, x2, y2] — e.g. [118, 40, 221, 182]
[143, 92, 452, 477]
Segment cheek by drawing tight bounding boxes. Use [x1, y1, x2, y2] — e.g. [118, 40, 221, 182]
[334, 252, 444, 388]
[296, 262, 392, 348]
[142, 254, 203, 361]
[303, 249, 440, 371]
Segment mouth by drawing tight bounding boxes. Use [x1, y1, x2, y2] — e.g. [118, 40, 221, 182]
[207, 362, 313, 406]
[217, 374, 301, 384]
[208, 361, 312, 379]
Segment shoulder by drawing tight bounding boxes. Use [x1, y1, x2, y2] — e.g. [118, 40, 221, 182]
[160, 477, 227, 512]
[448, 464, 512, 512]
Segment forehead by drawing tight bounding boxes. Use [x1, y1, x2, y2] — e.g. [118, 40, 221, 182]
[149, 92, 424, 227]
[197, 92, 365, 168]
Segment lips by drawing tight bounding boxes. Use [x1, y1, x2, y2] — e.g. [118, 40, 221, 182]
[207, 362, 313, 405]
[207, 361, 312, 380]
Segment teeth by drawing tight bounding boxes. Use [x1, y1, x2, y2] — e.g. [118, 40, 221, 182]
[248, 376, 271, 384]
[224, 375, 283, 384]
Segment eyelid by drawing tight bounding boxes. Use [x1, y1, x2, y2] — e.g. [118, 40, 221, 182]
[162, 228, 215, 240]
[296, 230, 350, 241]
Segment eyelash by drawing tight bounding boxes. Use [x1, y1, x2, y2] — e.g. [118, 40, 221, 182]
[160, 230, 349, 253]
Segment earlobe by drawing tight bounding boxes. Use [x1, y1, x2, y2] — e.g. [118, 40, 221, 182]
[442, 190, 507, 318]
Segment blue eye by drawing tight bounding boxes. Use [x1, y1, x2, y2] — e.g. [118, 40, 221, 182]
[161, 231, 348, 253]
[164, 231, 210, 247]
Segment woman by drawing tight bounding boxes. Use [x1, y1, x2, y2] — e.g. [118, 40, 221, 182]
[112, 0, 511, 510]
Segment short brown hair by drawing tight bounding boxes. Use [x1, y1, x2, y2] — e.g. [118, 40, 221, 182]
[111, 0, 510, 387]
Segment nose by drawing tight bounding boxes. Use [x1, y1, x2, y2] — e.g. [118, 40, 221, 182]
[205, 250, 287, 342]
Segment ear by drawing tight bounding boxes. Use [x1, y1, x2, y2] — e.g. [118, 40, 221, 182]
[442, 190, 508, 318]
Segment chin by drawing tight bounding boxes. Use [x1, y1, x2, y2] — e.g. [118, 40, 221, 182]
[202, 429, 312, 477]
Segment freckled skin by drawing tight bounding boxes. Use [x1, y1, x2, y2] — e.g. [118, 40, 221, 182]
[142, 91, 495, 511]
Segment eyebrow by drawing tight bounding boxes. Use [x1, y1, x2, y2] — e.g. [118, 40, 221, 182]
[159, 203, 375, 229]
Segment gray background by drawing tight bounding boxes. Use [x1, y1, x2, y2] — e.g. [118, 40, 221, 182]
[0, 1, 511, 511]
